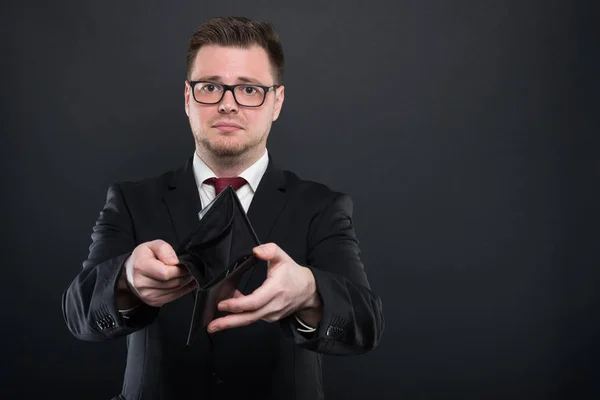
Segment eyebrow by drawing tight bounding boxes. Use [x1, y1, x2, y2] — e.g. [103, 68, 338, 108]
[196, 75, 267, 85]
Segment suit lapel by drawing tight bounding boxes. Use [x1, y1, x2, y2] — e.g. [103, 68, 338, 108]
[163, 157, 203, 249]
[247, 158, 289, 244]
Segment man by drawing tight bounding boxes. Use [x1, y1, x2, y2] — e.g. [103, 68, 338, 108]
[62, 16, 384, 400]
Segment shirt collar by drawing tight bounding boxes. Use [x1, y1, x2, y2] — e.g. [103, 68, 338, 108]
[192, 149, 269, 193]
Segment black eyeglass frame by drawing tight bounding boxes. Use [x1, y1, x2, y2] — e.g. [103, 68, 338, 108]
[187, 80, 280, 107]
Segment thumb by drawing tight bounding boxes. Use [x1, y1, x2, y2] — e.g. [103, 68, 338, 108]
[147, 239, 179, 265]
[253, 243, 288, 263]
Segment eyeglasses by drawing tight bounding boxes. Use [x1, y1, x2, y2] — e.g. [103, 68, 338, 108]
[187, 80, 280, 107]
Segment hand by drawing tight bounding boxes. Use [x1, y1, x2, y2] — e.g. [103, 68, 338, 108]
[207, 243, 322, 333]
[118, 239, 196, 308]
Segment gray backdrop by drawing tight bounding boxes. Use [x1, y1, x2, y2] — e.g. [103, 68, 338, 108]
[2, 1, 598, 399]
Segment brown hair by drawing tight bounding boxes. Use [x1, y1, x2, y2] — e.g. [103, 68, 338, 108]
[187, 16, 284, 84]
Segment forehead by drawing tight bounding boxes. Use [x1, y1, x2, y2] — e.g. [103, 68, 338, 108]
[191, 44, 274, 84]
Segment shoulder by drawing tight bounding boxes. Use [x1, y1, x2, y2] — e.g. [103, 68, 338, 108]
[107, 159, 190, 200]
[281, 168, 353, 213]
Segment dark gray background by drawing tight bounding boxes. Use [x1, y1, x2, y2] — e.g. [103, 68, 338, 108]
[2, 1, 598, 399]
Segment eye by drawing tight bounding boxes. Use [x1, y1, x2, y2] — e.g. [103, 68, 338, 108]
[200, 83, 221, 92]
[242, 86, 258, 95]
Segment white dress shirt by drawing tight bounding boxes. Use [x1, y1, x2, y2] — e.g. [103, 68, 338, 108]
[192, 149, 269, 212]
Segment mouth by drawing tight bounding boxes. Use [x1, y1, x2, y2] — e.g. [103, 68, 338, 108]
[213, 122, 243, 133]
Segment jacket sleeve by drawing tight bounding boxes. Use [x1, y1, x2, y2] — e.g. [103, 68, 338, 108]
[61, 184, 159, 341]
[284, 193, 385, 355]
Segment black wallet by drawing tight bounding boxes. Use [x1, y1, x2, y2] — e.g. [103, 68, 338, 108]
[175, 185, 261, 346]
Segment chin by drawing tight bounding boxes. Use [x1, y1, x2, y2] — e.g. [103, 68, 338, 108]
[192, 125, 265, 158]
[204, 136, 250, 157]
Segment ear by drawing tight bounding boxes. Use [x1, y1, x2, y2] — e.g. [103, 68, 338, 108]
[272, 85, 285, 122]
[184, 80, 191, 117]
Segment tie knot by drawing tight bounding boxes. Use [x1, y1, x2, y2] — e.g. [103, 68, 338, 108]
[204, 177, 247, 195]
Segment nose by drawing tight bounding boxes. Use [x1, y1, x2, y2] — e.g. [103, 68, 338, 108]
[218, 89, 238, 114]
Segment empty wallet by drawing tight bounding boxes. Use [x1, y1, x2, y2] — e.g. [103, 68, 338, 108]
[175, 185, 261, 346]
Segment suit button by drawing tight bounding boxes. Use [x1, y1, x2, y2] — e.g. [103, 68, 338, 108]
[212, 372, 224, 384]
[326, 326, 343, 338]
[96, 315, 115, 331]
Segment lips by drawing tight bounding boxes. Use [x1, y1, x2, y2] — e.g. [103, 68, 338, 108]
[213, 121, 243, 132]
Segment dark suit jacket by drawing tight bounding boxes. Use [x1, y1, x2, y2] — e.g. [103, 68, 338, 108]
[62, 156, 384, 400]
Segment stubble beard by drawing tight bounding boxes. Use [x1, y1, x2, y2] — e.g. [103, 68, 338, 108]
[191, 123, 269, 164]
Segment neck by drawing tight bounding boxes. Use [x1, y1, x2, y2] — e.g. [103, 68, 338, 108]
[195, 146, 265, 178]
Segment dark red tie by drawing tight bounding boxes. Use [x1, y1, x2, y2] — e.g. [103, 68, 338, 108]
[204, 177, 247, 195]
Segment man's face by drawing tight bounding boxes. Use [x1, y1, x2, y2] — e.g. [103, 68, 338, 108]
[185, 45, 285, 158]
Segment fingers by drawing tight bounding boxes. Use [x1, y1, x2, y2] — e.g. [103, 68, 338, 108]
[157, 277, 196, 299]
[133, 241, 187, 282]
[218, 281, 276, 313]
[146, 239, 179, 265]
[127, 239, 196, 307]
[207, 307, 290, 333]
[135, 273, 194, 291]
[252, 242, 290, 263]
[143, 278, 197, 307]
[135, 256, 188, 281]
[208, 309, 263, 332]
